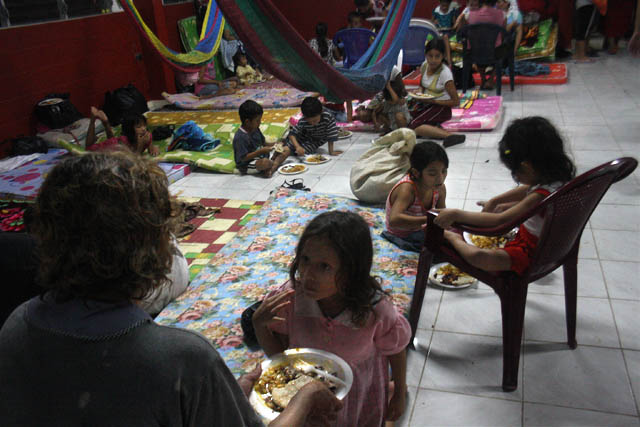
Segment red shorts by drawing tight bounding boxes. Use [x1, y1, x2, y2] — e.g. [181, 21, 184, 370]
[501, 225, 538, 275]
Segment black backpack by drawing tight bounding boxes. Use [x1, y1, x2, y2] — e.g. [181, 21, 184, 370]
[34, 93, 83, 130]
[103, 84, 148, 126]
[9, 136, 49, 156]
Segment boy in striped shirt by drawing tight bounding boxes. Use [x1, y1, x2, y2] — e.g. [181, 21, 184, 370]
[279, 97, 343, 163]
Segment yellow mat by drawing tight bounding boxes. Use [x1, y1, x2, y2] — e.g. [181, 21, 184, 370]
[146, 108, 298, 126]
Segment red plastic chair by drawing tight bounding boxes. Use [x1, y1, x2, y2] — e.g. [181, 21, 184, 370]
[408, 157, 638, 391]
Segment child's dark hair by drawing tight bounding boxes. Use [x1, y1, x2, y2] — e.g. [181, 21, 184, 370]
[232, 50, 246, 71]
[301, 96, 323, 118]
[315, 22, 329, 58]
[355, 0, 369, 7]
[290, 211, 385, 327]
[347, 11, 362, 25]
[383, 74, 408, 100]
[238, 100, 264, 124]
[425, 37, 447, 56]
[480, 0, 498, 6]
[499, 116, 575, 184]
[410, 141, 449, 180]
[122, 114, 147, 150]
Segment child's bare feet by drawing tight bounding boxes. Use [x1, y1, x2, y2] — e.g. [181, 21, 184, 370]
[91, 107, 109, 123]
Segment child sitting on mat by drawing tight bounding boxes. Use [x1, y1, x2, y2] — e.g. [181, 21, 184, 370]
[273, 97, 342, 166]
[233, 51, 265, 86]
[383, 141, 449, 252]
[376, 74, 410, 135]
[195, 60, 238, 98]
[410, 38, 466, 148]
[86, 107, 159, 156]
[233, 100, 276, 178]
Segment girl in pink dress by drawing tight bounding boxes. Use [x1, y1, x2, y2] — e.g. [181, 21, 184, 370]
[433, 116, 576, 275]
[253, 211, 411, 426]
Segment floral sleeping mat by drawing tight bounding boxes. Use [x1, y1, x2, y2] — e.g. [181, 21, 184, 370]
[155, 188, 420, 377]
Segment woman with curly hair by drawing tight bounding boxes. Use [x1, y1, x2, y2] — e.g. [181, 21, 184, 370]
[0, 151, 340, 426]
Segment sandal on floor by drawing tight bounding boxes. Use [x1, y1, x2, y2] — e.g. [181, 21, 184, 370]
[175, 222, 196, 238]
[281, 178, 310, 191]
[443, 134, 466, 148]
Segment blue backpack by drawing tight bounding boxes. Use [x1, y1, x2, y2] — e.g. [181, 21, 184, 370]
[167, 121, 220, 152]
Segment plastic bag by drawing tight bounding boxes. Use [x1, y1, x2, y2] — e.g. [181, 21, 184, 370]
[349, 128, 416, 204]
[167, 121, 220, 152]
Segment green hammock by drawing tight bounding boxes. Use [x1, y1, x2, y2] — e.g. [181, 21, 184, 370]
[217, 0, 417, 101]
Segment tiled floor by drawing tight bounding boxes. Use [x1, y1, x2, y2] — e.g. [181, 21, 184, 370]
[169, 50, 640, 425]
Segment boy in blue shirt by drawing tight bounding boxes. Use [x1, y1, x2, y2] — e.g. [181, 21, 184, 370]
[233, 100, 276, 177]
[433, 0, 459, 29]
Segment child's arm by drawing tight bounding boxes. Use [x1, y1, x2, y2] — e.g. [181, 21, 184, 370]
[434, 190, 546, 229]
[477, 185, 530, 212]
[385, 80, 401, 104]
[388, 184, 428, 229]
[252, 289, 294, 356]
[424, 80, 459, 108]
[242, 146, 273, 162]
[288, 134, 306, 156]
[435, 184, 447, 208]
[386, 349, 407, 421]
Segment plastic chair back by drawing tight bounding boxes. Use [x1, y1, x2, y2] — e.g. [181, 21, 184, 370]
[334, 28, 375, 68]
[458, 23, 509, 64]
[402, 26, 439, 66]
[527, 158, 638, 278]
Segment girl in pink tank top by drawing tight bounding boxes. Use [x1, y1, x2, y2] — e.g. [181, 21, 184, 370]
[383, 141, 449, 252]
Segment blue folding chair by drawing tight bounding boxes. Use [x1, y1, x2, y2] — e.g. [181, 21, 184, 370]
[333, 28, 376, 68]
[402, 26, 439, 67]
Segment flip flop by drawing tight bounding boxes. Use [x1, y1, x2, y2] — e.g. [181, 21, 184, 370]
[573, 57, 596, 64]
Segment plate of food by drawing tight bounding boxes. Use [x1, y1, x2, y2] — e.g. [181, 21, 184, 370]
[303, 154, 330, 165]
[249, 348, 353, 423]
[278, 163, 308, 175]
[409, 91, 437, 101]
[338, 129, 352, 139]
[37, 98, 64, 106]
[428, 263, 477, 289]
[463, 228, 518, 249]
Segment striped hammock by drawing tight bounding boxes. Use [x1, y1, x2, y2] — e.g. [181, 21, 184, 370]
[119, 0, 225, 72]
[217, 0, 416, 102]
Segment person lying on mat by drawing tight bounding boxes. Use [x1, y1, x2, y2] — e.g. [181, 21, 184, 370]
[273, 97, 342, 167]
[0, 151, 342, 426]
[433, 117, 576, 275]
[233, 100, 276, 178]
[195, 60, 238, 98]
[86, 107, 159, 156]
[409, 38, 466, 148]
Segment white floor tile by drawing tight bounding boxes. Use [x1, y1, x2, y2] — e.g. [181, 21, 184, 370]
[590, 204, 640, 231]
[601, 261, 640, 300]
[436, 289, 503, 337]
[611, 300, 640, 350]
[528, 259, 608, 298]
[623, 349, 640, 412]
[523, 344, 637, 415]
[524, 294, 619, 347]
[593, 230, 640, 262]
[523, 402, 640, 426]
[421, 331, 522, 400]
[410, 389, 522, 426]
